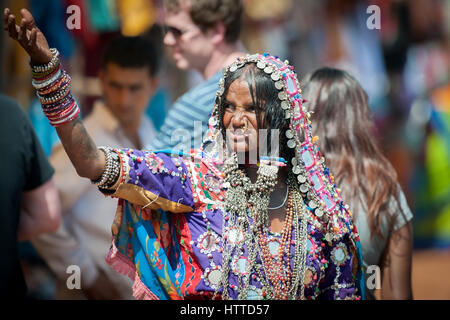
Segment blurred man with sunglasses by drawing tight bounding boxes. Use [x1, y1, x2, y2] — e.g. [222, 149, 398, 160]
[149, 0, 245, 151]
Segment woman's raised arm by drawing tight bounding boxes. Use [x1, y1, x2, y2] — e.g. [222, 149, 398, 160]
[3, 8, 105, 181]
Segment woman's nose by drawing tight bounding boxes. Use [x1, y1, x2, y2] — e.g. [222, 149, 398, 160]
[232, 111, 245, 128]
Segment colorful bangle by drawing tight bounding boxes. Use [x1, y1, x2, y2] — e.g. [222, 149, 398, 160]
[49, 104, 80, 127]
[38, 86, 71, 105]
[32, 68, 62, 90]
[38, 80, 71, 101]
[43, 100, 74, 117]
[46, 101, 77, 120]
[38, 73, 69, 95]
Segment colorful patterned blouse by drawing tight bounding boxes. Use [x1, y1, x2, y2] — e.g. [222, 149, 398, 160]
[102, 148, 362, 300]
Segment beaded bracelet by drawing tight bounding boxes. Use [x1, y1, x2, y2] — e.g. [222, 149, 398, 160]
[33, 65, 61, 82]
[91, 147, 121, 189]
[42, 94, 73, 112]
[37, 76, 70, 98]
[38, 73, 67, 95]
[38, 86, 71, 105]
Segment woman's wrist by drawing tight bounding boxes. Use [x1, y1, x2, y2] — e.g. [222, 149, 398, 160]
[30, 48, 59, 74]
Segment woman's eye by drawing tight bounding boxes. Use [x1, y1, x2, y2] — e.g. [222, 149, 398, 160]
[224, 104, 235, 111]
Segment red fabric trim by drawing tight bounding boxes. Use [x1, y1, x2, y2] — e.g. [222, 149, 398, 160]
[105, 240, 160, 300]
[174, 214, 202, 295]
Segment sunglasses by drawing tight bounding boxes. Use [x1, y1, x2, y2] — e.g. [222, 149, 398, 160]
[164, 25, 199, 39]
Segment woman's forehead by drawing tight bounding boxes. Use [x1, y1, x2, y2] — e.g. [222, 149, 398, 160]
[226, 79, 251, 98]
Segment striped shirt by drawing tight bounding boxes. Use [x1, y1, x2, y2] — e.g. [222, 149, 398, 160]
[147, 71, 222, 152]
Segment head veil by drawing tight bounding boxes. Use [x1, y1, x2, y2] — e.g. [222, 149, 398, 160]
[200, 53, 365, 298]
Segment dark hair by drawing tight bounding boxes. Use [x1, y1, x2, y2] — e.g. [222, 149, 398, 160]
[302, 67, 404, 239]
[101, 36, 159, 77]
[164, 0, 242, 43]
[217, 64, 295, 163]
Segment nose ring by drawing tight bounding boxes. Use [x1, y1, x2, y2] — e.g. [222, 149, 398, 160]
[242, 121, 248, 133]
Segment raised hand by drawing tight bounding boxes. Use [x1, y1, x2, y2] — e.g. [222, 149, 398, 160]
[3, 8, 106, 184]
[3, 8, 52, 64]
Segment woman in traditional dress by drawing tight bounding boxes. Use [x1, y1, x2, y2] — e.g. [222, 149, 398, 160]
[302, 68, 413, 299]
[4, 8, 364, 300]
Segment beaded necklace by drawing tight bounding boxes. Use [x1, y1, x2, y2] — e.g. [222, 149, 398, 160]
[213, 153, 308, 300]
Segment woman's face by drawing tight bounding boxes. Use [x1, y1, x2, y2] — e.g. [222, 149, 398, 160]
[222, 78, 263, 155]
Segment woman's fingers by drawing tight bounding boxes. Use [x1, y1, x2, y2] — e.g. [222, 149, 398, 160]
[4, 7, 52, 63]
[21, 8, 37, 30]
[17, 18, 26, 43]
[7, 15, 19, 39]
[29, 28, 37, 47]
[3, 8, 10, 31]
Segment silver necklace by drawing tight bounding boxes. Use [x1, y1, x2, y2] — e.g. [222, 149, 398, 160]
[268, 183, 289, 210]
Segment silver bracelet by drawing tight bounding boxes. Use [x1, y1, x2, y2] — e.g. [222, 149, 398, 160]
[92, 147, 121, 189]
[31, 48, 60, 74]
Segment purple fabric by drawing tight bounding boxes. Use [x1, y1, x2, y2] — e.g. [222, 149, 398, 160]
[124, 149, 194, 208]
[116, 149, 358, 299]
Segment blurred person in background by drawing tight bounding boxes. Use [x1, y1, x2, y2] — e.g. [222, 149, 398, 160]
[400, 0, 450, 249]
[290, 0, 389, 118]
[302, 68, 413, 300]
[31, 36, 159, 300]
[148, 0, 246, 151]
[0, 94, 61, 299]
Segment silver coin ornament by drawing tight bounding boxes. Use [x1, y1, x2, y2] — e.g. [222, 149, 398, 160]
[287, 139, 296, 149]
[285, 129, 294, 139]
[275, 81, 284, 90]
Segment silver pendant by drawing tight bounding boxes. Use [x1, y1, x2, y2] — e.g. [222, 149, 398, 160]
[297, 174, 306, 183]
[285, 129, 294, 138]
[278, 91, 287, 100]
[281, 100, 289, 110]
[257, 61, 266, 69]
[271, 71, 280, 81]
[287, 139, 296, 148]
[300, 183, 308, 193]
[275, 81, 284, 90]
[315, 208, 324, 217]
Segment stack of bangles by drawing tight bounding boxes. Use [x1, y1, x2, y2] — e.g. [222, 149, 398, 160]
[31, 48, 120, 188]
[91, 146, 121, 189]
[31, 48, 80, 127]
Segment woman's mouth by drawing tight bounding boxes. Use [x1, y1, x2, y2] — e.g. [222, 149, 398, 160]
[228, 129, 250, 141]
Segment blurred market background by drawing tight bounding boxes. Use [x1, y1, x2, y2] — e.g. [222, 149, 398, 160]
[1, 0, 449, 299]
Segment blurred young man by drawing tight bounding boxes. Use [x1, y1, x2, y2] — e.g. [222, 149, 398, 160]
[148, 0, 245, 151]
[31, 36, 159, 300]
